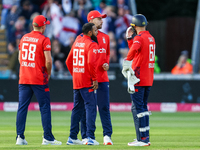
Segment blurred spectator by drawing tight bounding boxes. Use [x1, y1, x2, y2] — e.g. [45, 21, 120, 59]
[115, 0, 128, 9]
[98, 1, 109, 33]
[7, 41, 19, 76]
[114, 6, 132, 39]
[41, 1, 53, 38]
[62, 0, 72, 14]
[62, 36, 75, 57]
[108, 31, 117, 63]
[9, 16, 27, 42]
[102, 6, 116, 33]
[59, 11, 79, 48]
[52, 39, 66, 72]
[6, 5, 20, 40]
[95, 0, 106, 13]
[0, 0, 14, 30]
[73, 0, 92, 28]
[49, 0, 63, 38]
[19, 0, 40, 22]
[73, 0, 92, 11]
[171, 50, 193, 74]
[90, 0, 112, 8]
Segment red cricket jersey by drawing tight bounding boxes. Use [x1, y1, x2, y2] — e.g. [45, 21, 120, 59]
[96, 31, 110, 82]
[76, 31, 110, 82]
[127, 31, 156, 86]
[19, 31, 51, 85]
[66, 35, 98, 89]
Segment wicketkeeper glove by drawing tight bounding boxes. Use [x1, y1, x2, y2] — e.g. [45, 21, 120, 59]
[126, 26, 133, 39]
[127, 70, 140, 94]
[122, 59, 134, 78]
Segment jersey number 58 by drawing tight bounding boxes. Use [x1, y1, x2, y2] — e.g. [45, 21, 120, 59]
[22, 43, 36, 61]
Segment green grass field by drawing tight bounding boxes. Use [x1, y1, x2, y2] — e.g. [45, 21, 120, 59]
[0, 111, 200, 150]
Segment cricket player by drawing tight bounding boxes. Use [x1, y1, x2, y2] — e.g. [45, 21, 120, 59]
[122, 14, 155, 146]
[66, 23, 99, 145]
[80, 10, 113, 145]
[16, 15, 62, 145]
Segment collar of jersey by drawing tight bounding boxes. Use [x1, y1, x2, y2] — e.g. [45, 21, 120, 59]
[83, 34, 91, 39]
[138, 31, 149, 35]
[32, 31, 43, 34]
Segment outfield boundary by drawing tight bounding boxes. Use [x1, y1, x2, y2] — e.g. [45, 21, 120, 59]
[0, 102, 200, 112]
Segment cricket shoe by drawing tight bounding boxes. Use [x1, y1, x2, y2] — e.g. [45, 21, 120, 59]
[128, 139, 149, 146]
[16, 135, 28, 145]
[87, 137, 99, 145]
[42, 138, 62, 145]
[66, 137, 82, 145]
[82, 138, 88, 145]
[103, 135, 113, 145]
[131, 138, 150, 146]
[141, 137, 150, 146]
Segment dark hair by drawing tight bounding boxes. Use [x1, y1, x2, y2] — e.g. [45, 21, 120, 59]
[82, 23, 95, 35]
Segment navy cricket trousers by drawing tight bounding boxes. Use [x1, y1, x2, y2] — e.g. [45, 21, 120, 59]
[16, 84, 54, 141]
[70, 87, 97, 140]
[130, 86, 151, 140]
[81, 82, 112, 138]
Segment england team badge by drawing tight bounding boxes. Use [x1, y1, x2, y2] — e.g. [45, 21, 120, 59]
[103, 37, 106, 43]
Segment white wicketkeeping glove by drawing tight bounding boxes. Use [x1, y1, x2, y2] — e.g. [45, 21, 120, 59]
[126, 26, 133, 39]
[122, 59, 134, 78]
[127, 70, 140, 94]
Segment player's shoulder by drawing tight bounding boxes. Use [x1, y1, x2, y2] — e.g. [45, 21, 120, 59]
[98, 31, 109, 38]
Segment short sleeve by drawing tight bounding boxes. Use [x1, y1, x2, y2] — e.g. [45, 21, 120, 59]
[43, 37, 51, 51]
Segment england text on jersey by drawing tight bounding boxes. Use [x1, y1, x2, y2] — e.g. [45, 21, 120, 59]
[21, 61, 35, 68]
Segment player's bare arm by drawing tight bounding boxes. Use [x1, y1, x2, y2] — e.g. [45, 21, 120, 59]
[18, 50, 21, 63]
[44, 51, 52, 80]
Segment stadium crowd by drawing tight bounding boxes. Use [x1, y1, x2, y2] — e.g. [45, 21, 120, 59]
[1, 0, 133, 77]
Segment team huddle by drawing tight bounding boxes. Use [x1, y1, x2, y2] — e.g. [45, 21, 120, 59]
[16, 10, 155, 147]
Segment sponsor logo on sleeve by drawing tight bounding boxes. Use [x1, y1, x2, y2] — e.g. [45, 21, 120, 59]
[133, 41, 140, 44]
[46, 44, 51, 48]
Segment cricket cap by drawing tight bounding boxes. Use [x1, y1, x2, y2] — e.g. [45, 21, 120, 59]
[87, 10, 107, 22]
[32, 15, 50, 27]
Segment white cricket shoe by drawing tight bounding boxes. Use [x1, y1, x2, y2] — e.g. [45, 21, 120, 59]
[132, 138, 151, 146]
[42, 138, 62, 145]
[16, 135, 28, 145]
[87, 137, 99, 145]
[66, 137, 83, 145]
[82, 138, 88, 145]
[103, 135, 113, 145]
[128, 140, 149, 146]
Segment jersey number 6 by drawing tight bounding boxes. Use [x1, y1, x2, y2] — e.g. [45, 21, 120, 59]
[149, 44, 155, 62]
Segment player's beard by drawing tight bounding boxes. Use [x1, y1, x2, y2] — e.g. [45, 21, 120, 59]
[91, 34, 98, 44]
[97, 24, 102, 29]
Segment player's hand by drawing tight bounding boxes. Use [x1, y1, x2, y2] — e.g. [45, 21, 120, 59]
[102, 63, 109, 71]
[48, 74, 51, 80]
[92, 80, 98, 90]
[126, 26, 134, 39]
